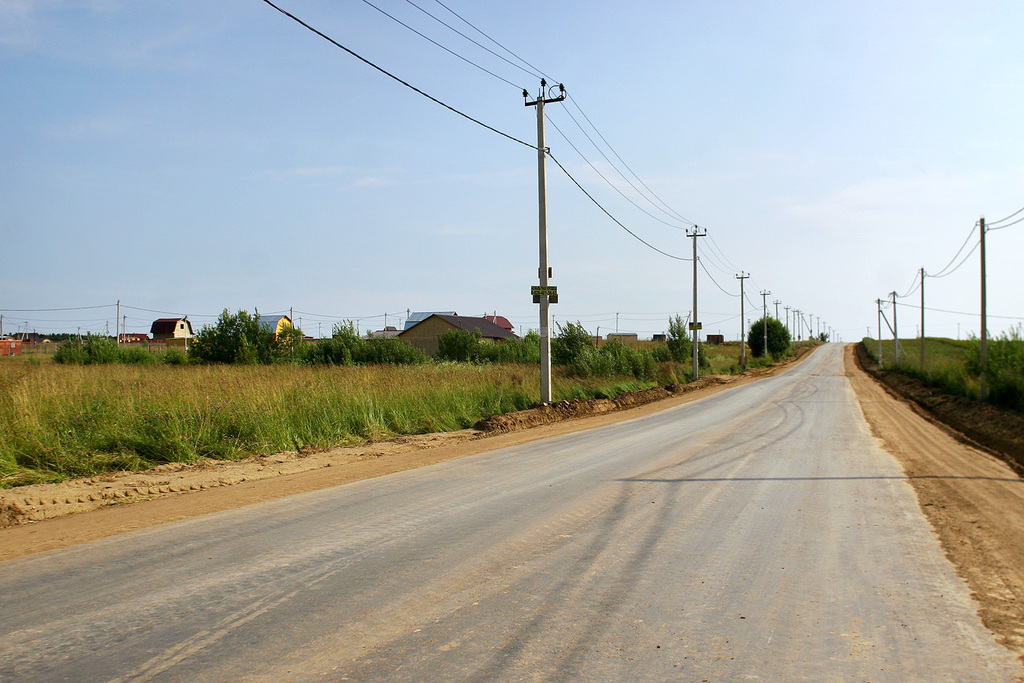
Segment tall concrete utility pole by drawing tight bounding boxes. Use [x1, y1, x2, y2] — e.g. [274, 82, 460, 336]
[524, 80, 565, 404]
[980, 217, 988, 400]
[760, 290, 771, 357]
[735, 272, 749, 366]
[116, 300, 121, 344]
[784, 305, 790, 339]
[688, 227, 707, 379]
[773, 299, 781, 321]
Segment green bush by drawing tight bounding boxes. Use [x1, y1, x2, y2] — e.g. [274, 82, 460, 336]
[298, 322, 426, 366]
[437, 328, 480, 363]
[478, 331, 540, 364]
[748, 317, 791, 359]
[551, 322, 595, 366]
[188, 309, 286, 365]
[53, 336, 161, 365]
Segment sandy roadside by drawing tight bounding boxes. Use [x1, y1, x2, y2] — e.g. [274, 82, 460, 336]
[845, 344, 1024, 661]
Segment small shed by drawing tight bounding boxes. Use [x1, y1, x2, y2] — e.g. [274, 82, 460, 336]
[1, 339, 22, 356]
[707, 334, 725, 345]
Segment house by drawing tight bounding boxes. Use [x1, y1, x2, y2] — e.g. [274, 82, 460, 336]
[368, 325, 401, 339]
[651, 334, 667, 343]
[484, 314, 514, 334]
[398, 314, 516, 357]
[258, 315, 293, 340]
[151, 317, 193, 341]
[121, 333, 151, 343]
[606, 333, 639, 345]
[403, 311, 457, 331]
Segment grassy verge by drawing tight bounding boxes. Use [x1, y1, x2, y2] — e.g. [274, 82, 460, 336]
[0, 362, 657, 488]
[862, 334, 1024, 413]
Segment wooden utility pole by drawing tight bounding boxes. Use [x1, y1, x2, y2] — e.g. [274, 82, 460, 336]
[919, 267, 926, 371]
[980, 217, 988, 399]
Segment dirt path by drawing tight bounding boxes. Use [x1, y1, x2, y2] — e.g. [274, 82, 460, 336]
[845, 344, 1024, 661]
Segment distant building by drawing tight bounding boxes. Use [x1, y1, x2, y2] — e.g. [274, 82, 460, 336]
[707, 334, 725, 345]
[651, 334, 667, 342]
[151, 317, 193, 341]
[399, 314, 516, 357]
[1, 339, 22, 356]
[484, 315, 514, 334]
[258, 315, 293, 340]
[403, 311, 457, 331]
[606, 333, 639, 344]
[368, 326, 401, 339]
[121, 333, 151, 343]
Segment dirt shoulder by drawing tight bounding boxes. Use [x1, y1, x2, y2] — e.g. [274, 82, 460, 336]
[846, 344, 1024, 661]
[0, 358, 806, 562]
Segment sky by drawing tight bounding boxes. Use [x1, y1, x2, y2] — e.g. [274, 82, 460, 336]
[2, 0, 1023, 342]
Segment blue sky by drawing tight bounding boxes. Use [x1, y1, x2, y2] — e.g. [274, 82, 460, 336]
[2, 0, 1022, 341]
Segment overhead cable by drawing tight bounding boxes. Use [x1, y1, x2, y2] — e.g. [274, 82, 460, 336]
[986, 204, 1024, 227]
[401, 0, 543, 83]
[260, 0, 535, 150]
[360, 0, 524, 90]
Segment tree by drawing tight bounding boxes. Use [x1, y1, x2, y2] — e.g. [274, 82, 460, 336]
[665, 314, 692, 362]
[747, 317, 791, 359]
[188, 309, 281, 364]
[551, 321, 595, 366]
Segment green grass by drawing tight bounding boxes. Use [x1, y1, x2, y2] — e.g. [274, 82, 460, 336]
[0, 361, 662, 488]
[863, 333, 1024, 413]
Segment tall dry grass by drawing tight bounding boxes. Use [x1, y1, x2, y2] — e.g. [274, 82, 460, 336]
[0, 362, 654, 487]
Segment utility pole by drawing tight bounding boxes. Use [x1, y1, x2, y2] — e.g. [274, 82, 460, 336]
[793, 309, 801, 341]
[688, 227, 707, 379]
[980, 217, 988, 400]
[760, 290, 771, 357]
[525, 79, 566, 404]
[920, 267, 926, 371]
[784, 305, 790, 340]
[116, 300, 121, 344]
[876, 299, 883, 361]
[736, 272, 749, 366]
[891, 291, 900, 365]
[773, 299, 781, 321]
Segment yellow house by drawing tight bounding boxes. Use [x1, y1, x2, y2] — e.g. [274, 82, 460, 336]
[258, 315, 293, 340]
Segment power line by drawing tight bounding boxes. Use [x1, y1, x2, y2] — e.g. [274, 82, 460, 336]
[426, 0, 553, 82]
[546, 151, 690, 261]
[546, 115, 688, 231]
[929, 240, 980, 280]
[360, 0, 524, 90]
[554, 105, 691, 229]
[400, 0, 543, 83]
[566, 95, 697, 227]
[987, 214, 1024, 231]
[0, 304, 113, 312]
[260, 0, 535, 150]
[930, 223, 978, 278]
[699, 260, 740, 297]
[987, 204, 1024, 227]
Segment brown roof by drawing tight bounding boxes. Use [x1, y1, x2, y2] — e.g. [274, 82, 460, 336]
[484, 315, 514, 332]
[150, 317, 191, 336]
[403, 314, 516, 340]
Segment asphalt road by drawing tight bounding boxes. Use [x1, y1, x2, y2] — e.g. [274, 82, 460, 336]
[1, 344, 1019, 681]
